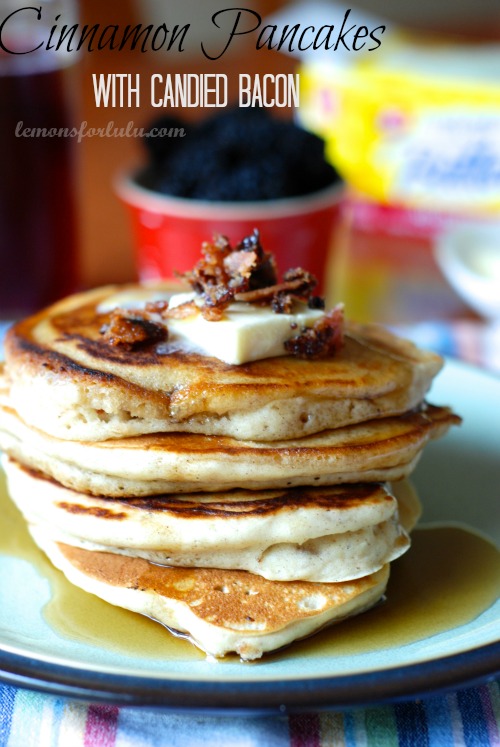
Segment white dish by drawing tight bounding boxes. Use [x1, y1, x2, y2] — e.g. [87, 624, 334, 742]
[435, 223, 500, 320]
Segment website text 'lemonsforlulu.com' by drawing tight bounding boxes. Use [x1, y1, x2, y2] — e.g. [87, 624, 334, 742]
[14, 120, 186, 142]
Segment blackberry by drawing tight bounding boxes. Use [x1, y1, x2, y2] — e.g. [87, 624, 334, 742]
[142, 115, 186, 164]
[142, 107, 340, 201]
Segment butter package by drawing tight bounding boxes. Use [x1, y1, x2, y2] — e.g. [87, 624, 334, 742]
[298, 33, 500, 218]
[269, 3, 500, 322]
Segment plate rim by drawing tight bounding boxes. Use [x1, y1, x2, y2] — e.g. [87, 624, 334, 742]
[0, 641, 499, 711]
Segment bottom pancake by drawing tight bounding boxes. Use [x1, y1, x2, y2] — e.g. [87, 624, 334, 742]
[29, 524, 390, 661]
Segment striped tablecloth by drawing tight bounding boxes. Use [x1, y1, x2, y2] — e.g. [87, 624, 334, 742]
[0, 682, 498, 747]
[0, 318, 499, 747]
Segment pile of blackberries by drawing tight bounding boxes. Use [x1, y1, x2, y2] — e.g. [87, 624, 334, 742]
[141, 108, 340, 201]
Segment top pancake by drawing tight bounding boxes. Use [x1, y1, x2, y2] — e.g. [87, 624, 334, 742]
[4, 284, 443, 441]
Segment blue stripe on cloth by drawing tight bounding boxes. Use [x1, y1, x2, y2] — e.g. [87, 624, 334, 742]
[457, 687, 491, 747]
[115, 711, 290, 747]
[342, 711, 357, 747]
[0, 684, 16, 747]
[352, 710, 367, 745]
[49, 698, 65, 747]
[423, 695, 455, 747]
[394, 701, 430, 747]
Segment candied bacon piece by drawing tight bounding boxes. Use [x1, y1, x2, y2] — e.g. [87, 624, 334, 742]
[223, 249, 259, 293]
[182, 234, 234, 310]
[144, 299, 170, 318]
[201, 285, 234, 320]
[234, 265, 318, 308]
[165, 300, 198, 319]
[235, 230, 278, 290]
[238, 231, 261, 252]
[250, 253, 278, 290]
[282, 268, 318, 297]
[181, 229, 280, 318]
[234, 275, 319, 307]
[224, 249, 257, 278]
[284, 305, 344, 359]
[235, 280, 304, 304]
[184, 230, 278, 296]
[272, 291, 294, 314]
[186, 234, 232, 289]
[100, 309, 167, 350]
[200, 305, 225, 321]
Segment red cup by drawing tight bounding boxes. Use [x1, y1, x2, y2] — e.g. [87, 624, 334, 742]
[116, 172, 345, 294]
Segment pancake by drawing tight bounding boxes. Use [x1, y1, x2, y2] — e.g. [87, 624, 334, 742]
[3, 284, 443, 441]
[0, 395, 460, 495]
[29, 525, 391, 661]
[28, 520, 408, 584]
[4, 456, 414, 582]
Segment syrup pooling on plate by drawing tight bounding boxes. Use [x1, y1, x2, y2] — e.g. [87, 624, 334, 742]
[0, 471, 498, 663]
[0, 471, 202, 661]
[293, 526, 500, 659]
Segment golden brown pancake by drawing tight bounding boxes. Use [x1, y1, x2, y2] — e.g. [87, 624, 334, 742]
[3, 284, 444, 441]
[0, 394, 460, 495]
[29, 525, 391, 660]
[4, 456, 417, 583]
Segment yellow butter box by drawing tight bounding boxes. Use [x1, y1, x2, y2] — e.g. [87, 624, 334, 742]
[299, 34, 500, 216]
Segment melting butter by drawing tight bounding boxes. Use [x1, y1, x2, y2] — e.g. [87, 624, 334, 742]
[167, 293, 325, 365]
[98, 288, 325, 365]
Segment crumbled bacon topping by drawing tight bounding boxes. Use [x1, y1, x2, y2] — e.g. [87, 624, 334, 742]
[234, 271, 317, 306]
[284, 305, 345, 359]
[229, 230, 278, 291]
[271, 292, 294, 314]
[165, 300, 198, 319]
[201, 285, 234, 320]
[144, 300, 170, 317]
[181, 229, 281, 320]
[180, 228, 323, 322]
[99, 230, 345, 360]
[282, 268, 318, 296]
[100, 308, 167, 350]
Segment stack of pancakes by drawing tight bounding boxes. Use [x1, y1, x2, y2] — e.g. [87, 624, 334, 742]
[0, 284, 460, 660]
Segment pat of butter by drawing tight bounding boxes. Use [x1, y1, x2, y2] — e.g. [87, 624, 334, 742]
[168, 292, 324, 365]
[98, 289, 325, 365]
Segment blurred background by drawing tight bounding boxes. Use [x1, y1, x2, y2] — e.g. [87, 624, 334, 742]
[2, 0, 500, 332]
